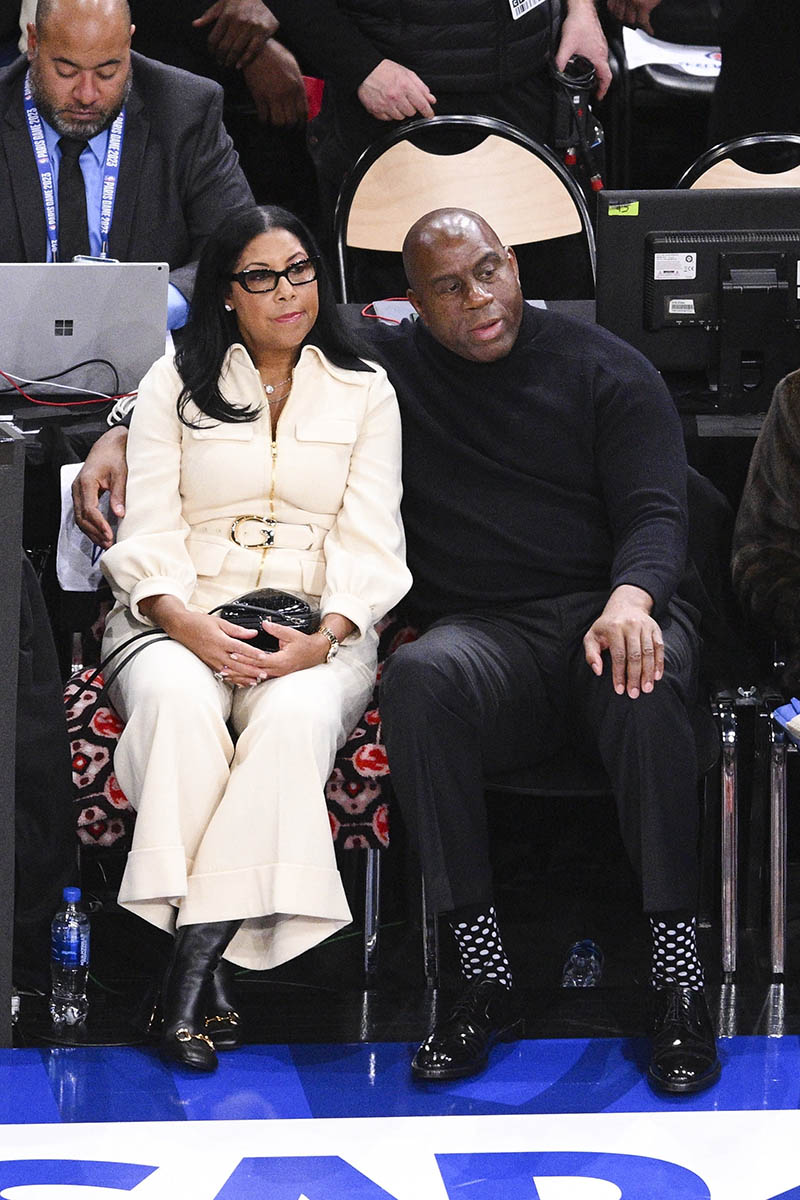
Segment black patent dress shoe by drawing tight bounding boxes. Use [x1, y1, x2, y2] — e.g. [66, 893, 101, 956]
[411, 977, 525, 1082]
[648, 985, 721, 1095]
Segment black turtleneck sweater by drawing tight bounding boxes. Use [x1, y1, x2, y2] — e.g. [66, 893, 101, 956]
[365, 303, 688, 623]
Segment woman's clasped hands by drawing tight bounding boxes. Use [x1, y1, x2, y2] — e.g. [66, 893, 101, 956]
[138, 597, 331, 686]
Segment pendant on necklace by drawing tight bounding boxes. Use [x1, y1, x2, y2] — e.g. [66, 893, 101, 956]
[264, 383, 275, 395]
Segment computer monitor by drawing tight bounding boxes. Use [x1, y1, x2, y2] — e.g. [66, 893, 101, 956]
[596, 188, 800, 411]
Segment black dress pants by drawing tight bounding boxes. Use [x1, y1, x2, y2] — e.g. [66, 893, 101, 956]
[380, 591, 700, 917]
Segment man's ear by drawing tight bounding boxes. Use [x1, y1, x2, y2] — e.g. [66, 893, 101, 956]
[506, 245, 520, 282]
[407, 287, 424, 322]
[26, 23, 38, 60]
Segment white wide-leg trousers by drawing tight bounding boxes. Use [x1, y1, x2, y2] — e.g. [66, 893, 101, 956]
[103, 608, 376, 970]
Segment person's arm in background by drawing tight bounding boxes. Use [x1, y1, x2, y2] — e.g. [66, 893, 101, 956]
[556, 0, 613, 99]
[192, 0, 278, 69]
[167, 286, 191, 330]
[192, 0, 308, 127]
[268, 0, 436, 120]
[605, 0, 662, 36]
[241, 36, 308, 125]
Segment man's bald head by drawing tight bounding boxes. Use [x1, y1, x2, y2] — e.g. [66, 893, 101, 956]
[28, 0, 134, 140]
[402, 208, 524, 363]
[35, 0, 132, 37]
[402, 209, 503, 293]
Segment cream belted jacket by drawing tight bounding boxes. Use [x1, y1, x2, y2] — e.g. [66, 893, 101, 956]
[101, 341, 412, 639]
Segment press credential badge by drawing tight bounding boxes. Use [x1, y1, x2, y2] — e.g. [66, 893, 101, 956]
[509, 0, 548, 18]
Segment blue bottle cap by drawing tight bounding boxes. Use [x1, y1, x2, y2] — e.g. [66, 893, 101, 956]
[63, 887, 81, 903]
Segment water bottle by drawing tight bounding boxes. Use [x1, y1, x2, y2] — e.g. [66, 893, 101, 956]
[561, 938, 603, 988]
[49, 887, 90, 1027]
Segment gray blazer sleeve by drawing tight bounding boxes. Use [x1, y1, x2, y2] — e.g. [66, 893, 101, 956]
[164, 81, 254, 300]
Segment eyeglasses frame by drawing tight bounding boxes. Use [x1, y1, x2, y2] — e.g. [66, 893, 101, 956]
[228, 256, 321, 294]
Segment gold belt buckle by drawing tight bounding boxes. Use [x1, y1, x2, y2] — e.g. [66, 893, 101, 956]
[230, 515, 275, 548]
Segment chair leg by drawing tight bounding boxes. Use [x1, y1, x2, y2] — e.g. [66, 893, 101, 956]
[718, 703, 738, 978]
[421, 876, 440, 988]
[769, 728, 788, 977]
[745, 707, 773, 932]
[697, 772, 714, 930]
[363, 848, 381, 986]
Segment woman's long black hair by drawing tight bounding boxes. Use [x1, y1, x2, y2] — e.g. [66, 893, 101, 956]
[175, 205, 372, 427]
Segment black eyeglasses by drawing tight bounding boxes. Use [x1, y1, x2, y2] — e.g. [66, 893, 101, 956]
[228, 256, 320, 294]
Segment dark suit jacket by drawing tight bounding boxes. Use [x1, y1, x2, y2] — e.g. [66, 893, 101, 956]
[0, 50, 254, 296]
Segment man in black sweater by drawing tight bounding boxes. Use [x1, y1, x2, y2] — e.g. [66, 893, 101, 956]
[375, 209, 718, 1095]
[72, 207, 718, 1096]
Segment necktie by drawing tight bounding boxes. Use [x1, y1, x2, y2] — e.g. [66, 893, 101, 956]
[57, 137, 90, 261]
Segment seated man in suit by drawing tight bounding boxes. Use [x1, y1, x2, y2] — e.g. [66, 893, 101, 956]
[72, 207, 719, 1096]
[1, 0, 254, 327]
[19, 0, 318, 225]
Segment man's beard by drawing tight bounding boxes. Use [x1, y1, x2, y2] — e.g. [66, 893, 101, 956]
[29, 58, 132, 139]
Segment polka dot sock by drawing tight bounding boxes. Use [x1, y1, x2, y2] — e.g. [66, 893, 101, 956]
[649, 913, 704, 991]
[448, 904, 514, 989]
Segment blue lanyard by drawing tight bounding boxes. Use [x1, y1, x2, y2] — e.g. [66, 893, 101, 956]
[23, 70, 126, 261]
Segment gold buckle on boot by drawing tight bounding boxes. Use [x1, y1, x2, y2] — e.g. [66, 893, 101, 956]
[175, 1028, 215, 1049]
[206, 1010, 241, 1028]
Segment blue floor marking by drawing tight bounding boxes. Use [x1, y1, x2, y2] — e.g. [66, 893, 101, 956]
[0, 1051, 61, 1124]
[168, 1045, 314, 1122]
[0, 1035, 796, 1124]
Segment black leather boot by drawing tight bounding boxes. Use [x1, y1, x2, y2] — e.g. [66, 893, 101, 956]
[205, 957, 243, 1051]
[159, 919, 242, 1072]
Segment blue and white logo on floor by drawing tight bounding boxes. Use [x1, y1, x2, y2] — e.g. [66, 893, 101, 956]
[2, 1113, 800, 1199]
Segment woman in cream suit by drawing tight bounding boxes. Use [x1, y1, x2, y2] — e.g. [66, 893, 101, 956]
[100, 205, 411, 1071]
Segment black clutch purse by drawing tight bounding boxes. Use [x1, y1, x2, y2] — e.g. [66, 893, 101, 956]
[216, 588, 321, 652]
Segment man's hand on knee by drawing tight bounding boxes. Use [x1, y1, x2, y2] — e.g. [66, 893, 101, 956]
[583, 584, 664, 699]
[71, 425, 129, 549]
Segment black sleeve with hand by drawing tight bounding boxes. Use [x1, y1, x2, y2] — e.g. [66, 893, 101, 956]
[267, 0, 384, 91]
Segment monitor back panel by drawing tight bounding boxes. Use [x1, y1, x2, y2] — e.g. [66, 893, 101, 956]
[596, 188, 800, 376]
[0, 261, 169, 397]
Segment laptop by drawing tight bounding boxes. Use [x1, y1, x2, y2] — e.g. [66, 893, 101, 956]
[0, 261, 169, 400]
